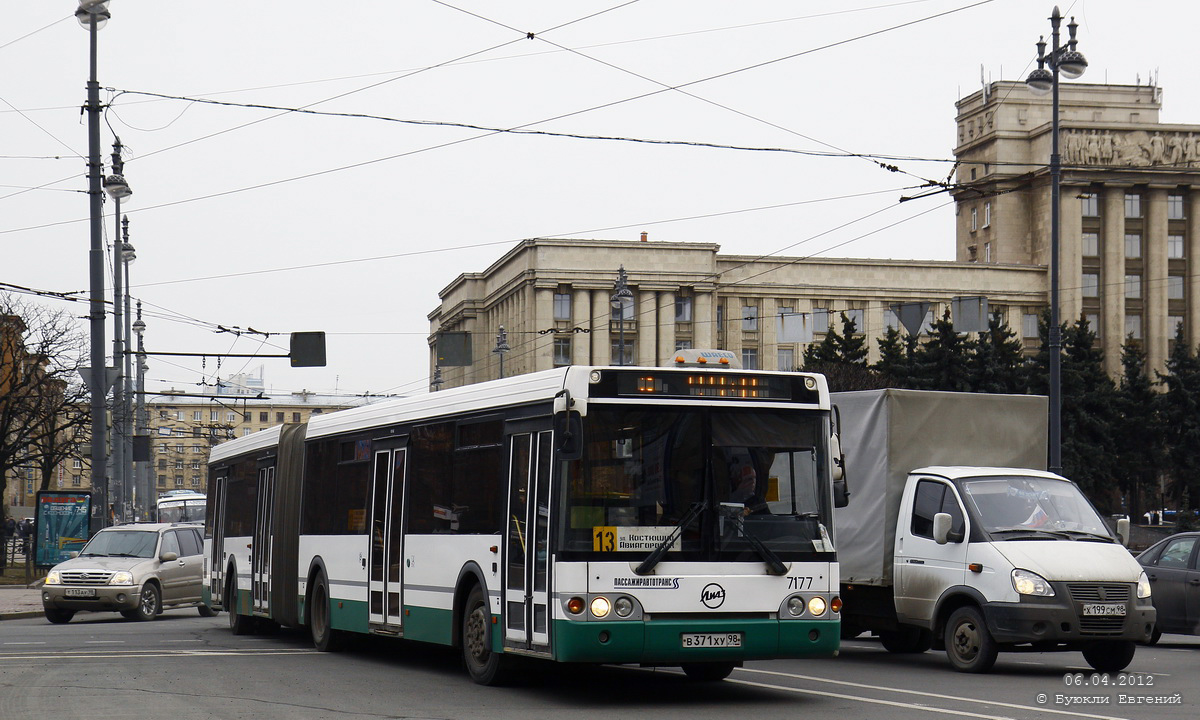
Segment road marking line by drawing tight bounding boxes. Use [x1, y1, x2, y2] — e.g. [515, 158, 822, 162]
[739, 668, 1132, 720]
[2, 642, 46, 645]
[84, 641, 125, 644]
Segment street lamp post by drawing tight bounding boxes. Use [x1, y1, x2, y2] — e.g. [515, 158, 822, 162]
[493, 326, 510, 379]
[120, 219, 136, 517]
[1025, 6, 1088, 476]
[133, 304, 148, 520]
[610, 265, 633, 366]
[105, 140, 131, 522]
[79, 0, 112, 529]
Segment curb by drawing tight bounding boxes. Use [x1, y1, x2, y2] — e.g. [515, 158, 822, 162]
[0, 611, 44, 621]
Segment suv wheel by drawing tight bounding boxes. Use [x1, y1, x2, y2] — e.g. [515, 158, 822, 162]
[44, 608, 75, 624]
[131, 583, 161, 621]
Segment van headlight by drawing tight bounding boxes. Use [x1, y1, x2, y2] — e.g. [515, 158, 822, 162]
[1011, 569, 1054, 596]
[1137, 571, 1152, 599]
[109, 571, 134, 586]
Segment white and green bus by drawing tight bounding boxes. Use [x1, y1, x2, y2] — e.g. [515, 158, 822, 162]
[204, 360, 846, 684]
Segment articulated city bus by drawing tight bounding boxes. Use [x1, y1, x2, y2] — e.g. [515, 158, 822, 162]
[204, 359, 845, 684]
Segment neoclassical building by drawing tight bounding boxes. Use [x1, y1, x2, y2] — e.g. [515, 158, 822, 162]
[428, 81, 1200, 389]
[953, 81, 1200, 377]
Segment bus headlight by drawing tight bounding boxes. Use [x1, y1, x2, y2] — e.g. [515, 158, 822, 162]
[590, 596, 611, 618]
[1011, 568, 1054, 596]
[807, 596, 827, 617]
[614, 596, 634, 618]
[787, 596, 805, 617]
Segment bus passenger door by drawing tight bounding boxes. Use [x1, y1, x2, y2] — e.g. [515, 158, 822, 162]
[368, 443, 407, 627]
[504, 428, 552, 650]
[209, 471, 228, 607]
[252, 465, 275, 614]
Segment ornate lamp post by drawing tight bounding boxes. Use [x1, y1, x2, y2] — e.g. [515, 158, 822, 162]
[1025, 6, 1088, 475]
[105, 141, 131, 522]
[610, 265, 633, 366]
[492, 326, 510, 379]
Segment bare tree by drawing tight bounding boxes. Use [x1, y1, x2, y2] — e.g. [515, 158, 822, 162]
[0, 294, 90, 521]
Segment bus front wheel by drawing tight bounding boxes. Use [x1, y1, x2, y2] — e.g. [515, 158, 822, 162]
[461, 584, 513, 685]
[681, 662, 736, 681]
[227, 578, 257, 636]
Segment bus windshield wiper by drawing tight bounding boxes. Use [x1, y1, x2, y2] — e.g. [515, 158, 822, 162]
[731, 515, 788, 575]
[634, 501, 706, 576]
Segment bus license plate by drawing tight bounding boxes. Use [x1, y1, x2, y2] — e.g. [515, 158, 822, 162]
[1082, 603, 1126, 616]
[65, 588, 96, 598]
[681, 633, 743, 648]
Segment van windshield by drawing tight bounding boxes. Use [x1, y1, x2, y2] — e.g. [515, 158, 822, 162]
[959, 476, 1112, 538]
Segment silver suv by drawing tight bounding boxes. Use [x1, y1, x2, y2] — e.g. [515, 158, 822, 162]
[41, 523, 217, 624]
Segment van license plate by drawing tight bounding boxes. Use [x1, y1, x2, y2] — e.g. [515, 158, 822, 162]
[65, 588, 96, 598]
[681, 633, 743, 648]
[1082, 603, 1125, 616]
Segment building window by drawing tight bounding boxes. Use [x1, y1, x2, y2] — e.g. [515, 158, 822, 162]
[158, 459, 167, 469]
[611, 296, 633, 321]
[1124, 233, 1141, 258]
[1168, 234, 1185, 259]
[158, 410, 168, 419]
[158, 444, 168, 454]
[741, 305, 759, 332]
[71, 475, 81, 487]
[157, 475, 166, 488]
[1168, 275, 1185, 300]
[243, 412, 251, 423]
[191, 461, 201, 470]
[1082, 274, 1100, 298]
[1082, 232, 1099, 257]
[553, 337, 571, 366]
[611, 341, 635, 366]
[276, 412, 284, 423]
[983, 202, 991, 228]
[1080, 193, 1099, 217]
[72, 459, 82, 469]
[675, 340, 692, 351]
[1168, 194, 1185, 220]
[191, 477, 201, 488]
[675, 296, 692, 322]
[884, 308, 900, 331]
[192, 445, 203, 453]
[741, 347, 759, 370]
[1169, 316, 1184, 336]
[553, 292, 571, 321]
[1085, 313, 1101, 338]
[175, 460, 184, 469]
[1124, 193, 1141, 218]
[1125, 275, 1141, 299]
[174, 444, 183, 453]
[844, 308, 864, 333]
[984, 242, 992, 262]
[1022, 313, 1040, 339]
[227, 412, 237, 422]
[813, 308, 830, 334]
[175, 476, 184, 489]
[259, 412, 268, 422]
[1126, 314, 1143, 339]
[778, 346, 795, 371]
[175, 410, 184, 421]
[289, 412, 298, 422]
[970, 207, 978, 231]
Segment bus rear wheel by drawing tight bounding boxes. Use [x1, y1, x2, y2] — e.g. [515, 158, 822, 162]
[310, 573, 345, 652]
[227, 578, 257, 635]
[461, 584, 513, 685]
[681, 662, 736, 681]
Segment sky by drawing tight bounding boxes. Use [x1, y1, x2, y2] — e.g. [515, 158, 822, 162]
[4, 0, 1200, 401]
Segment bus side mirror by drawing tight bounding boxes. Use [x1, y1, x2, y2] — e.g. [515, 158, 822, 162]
[830, 432, 850, 508]
[554, 389, 582, 459]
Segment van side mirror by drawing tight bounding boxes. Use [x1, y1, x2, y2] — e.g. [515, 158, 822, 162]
[1116, 517, 1130, 547]
[160, 551, 179, 563]
[830, 432, 849, 508]
[933, 512, 952, 545]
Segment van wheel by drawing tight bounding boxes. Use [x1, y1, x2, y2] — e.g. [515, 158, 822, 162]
[462, 584, 513, 685]
[1144, 629, 1162, 646]
[681, 662, 736, 681]
[1083, 640, 1136, 673]
[945, 606, 997, 673]
[132, 584, 161, 621]
[198, 603, 218, 618]
[310, 572, 345, 651]
[880, 626, 933, 653]
[227, 578, 257, 635]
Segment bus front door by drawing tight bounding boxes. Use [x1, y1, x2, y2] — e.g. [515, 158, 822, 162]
[252, 466, 275, 614]
[504, 429, 552, 650]
[210, 472, 228, 607]
[368, 445, 407, 627]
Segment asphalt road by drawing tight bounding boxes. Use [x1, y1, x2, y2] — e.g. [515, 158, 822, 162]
[0, 611, 1196, 720]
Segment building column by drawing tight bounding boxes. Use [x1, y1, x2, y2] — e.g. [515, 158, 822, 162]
[1061, 186, 1084, 329]
[591, 289, 611, 365]
[573, 288, 591, 365]
[761, 298, 778, 369]
[694, 291, 714, 349]
[657, 290, 676, 365]
[1146, 188, 1169, 377]
[725, 297, 743, 358]
[534, 287, 554, 372]
[1102, 186, 1125, 377]
[1188, 189, 1200, 349]
[636, 289, 656, 367]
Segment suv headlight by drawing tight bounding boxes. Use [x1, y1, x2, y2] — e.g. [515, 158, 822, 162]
[1011, 568, 1055, 596]
[109, 571, 134, 586]
[46, 570, 61, 585]
[1137, 571, 1152, 599]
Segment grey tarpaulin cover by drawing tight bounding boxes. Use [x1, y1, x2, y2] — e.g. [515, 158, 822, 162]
[831, 389, 1048, 586]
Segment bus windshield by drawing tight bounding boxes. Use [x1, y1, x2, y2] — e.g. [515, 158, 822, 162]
[558, 406, 832, 559]
[159, 499, 206, 524]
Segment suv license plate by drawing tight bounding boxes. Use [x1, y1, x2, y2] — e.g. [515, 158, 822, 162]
[681, 633, 743, 648]
[65, 588, 96, 598]
[1082, 603, 1126, 616]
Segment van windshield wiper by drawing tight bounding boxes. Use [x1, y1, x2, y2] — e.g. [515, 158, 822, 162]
[635, 501, 706, 576]
[730, 515, 788, 575]
[989, 527, 1070, 540]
